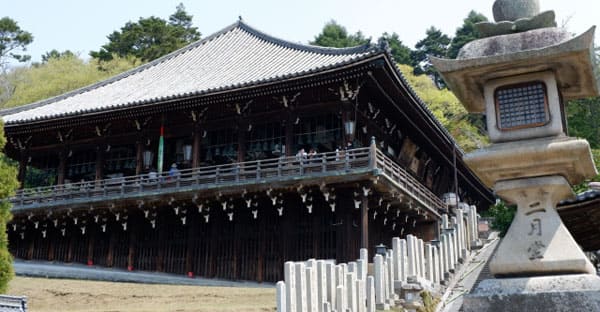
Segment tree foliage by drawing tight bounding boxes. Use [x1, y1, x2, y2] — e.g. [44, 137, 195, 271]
[411, 27, 451, 88]
[0, 17, 33, 68]
[447, 11, 488, 59]
[0, 124, 18, 293]
[1, 54, 139, 108]
[41, 49, 75, 64]
[310, 20, 370, 48]
[90, 3, 200, 62]
[484, 201, 516, 237]
[398, 64, 487, 152]
[378, 32, 412, 65]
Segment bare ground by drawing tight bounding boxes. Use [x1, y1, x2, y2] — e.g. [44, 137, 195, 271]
[7, 276, 276, 312]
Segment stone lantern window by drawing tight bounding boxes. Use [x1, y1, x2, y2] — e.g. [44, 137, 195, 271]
[484, 71, 563, 142]
[495, 81, 548, 130]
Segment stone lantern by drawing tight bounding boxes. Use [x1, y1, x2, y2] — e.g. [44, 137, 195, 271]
[431, 0, 600, 310]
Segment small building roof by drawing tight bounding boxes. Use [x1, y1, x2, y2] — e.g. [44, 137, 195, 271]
[1, 20, 378, 124]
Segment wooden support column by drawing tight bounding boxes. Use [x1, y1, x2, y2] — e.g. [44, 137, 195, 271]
[156, 220, 166, 272]
[127, 218, 138, 271]
[192, 126, 202, 168]
[57, 150, 67, 185]
[95, 145, 105, 181]
[361, 195, 369, 250]
[135, 140, 144, 175]
[256, 214, 266, 282]
[285, 115, 295, 156]
[17, 152, 27, 189]
[48, 230, 55, 261]
[232, 220, 239, 280]
[106, 226, 117, 267]
[87, 226, 96, 266]
[26, 236, 34, 260]
[66, 232, 74, 263]
[185, 216, 196, 276]
[237, 123, 247, 163]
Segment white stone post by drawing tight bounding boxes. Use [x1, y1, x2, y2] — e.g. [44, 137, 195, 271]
[386, 251, 395, 300]
[357, 278, 366, 312]
[425, 243, 434, 282]
[295, 262, 308, 312]
[277, 281, 287, 312]
[306, 263, 318, 312]
[374, 254, 386, 308]
[441, 234, 450, 277]
[326, 263, 336, 305]
[285, 262, 297, 312]
[346, 272, 357, 312]
[442, 214, 449, 229]
[317, 261, 327, 312]
[433, 245, 440, 284]
[357, 259, 367, 282]
[366, 276, 375, 312]
[323, 302, 331, 312]
[391, 237, 401, 283]
[336, 285, 347, 312]
[406, 235, 417, 277]
[418, 239, 425, 279]
[469, 205, 478, 242]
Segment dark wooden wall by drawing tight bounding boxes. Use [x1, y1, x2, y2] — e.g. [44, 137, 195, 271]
[8, 189, 437, 282]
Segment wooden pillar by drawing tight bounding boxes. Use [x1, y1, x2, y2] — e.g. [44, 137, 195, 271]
[48, 231, 55, 261]
[237, 123, 247, 163]
[57, 150, 67, 185]
[87, 226, 95, 266]
[185, 216, 196, 276]
[106, 226, 117, 267]
[232, 220, 239, 280]
[156, 219, 166, 272]
[95, 145, 105, 181]
[192, 126, 202, 168]
[361, 195, 369, 250]
[256, 214, 266, 282]
[26, 236, 34, 260]
[127, 218, 138, 271]
[285, 115, 294, 156]
[17, 152, 27, 189]
[66, 232, 74, 263]
[135, 140, 144, 175]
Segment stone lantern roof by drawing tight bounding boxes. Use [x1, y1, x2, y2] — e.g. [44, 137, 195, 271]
[430, 0, 600, 113]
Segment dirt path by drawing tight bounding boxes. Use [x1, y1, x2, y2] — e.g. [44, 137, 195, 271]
[7, 276, 276, 312]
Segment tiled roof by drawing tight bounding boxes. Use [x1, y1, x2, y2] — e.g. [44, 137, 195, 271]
[1, 20, 378, 124]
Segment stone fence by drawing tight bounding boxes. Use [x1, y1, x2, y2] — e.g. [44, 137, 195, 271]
[276, 205, 480, 312]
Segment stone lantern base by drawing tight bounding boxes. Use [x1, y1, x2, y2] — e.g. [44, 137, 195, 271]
[463, 274, 600, 312]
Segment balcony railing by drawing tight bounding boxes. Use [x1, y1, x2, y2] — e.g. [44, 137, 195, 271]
[11, 146, 446, 214]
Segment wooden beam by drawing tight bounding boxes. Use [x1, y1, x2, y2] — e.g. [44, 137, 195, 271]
[127, 218, 137, 271]
[87, 226, 95, 266]
[192, 126, 202, 168]
[285, 113, 294, 157]
[95, 146, 105, 181]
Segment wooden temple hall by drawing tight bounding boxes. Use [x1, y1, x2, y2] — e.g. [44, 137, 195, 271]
[2, 21, 493, 282]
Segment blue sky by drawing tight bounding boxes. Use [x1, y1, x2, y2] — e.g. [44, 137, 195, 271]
[2, 0, 597, 66]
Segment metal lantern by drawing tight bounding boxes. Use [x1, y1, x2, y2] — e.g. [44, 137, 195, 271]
[183, 144, 193, 163]
[375, 243, 387, 256]
[142, 150, 154, 169]
[344, 120, 356, 141]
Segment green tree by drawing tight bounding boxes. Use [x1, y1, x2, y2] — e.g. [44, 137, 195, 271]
[447, 11, 488, 59]
[0, 124, 19, 293]
[41, 49, 75, 63]
[1, 54, 139, 108]
[484, 201, 516, 237]
[311, 20, 370, 48]
[90, 4, 200, 62]
[398, 64, 487, 152]
[378, 32, 412, 65]
[0, 17, 33, 68]
[411, 27, 451, 88]
[0, 17, 33, 104]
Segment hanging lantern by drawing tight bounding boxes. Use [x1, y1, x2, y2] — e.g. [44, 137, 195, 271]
[142, 150, 154, 169]
[183, 144, 193, 163]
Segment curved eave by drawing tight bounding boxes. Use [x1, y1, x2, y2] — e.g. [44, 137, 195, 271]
[430, 26, 599, 113]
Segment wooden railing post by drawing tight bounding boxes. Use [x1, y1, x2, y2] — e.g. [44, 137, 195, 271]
[322, 156, 327, 172]
[236, 164, 241, 182]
